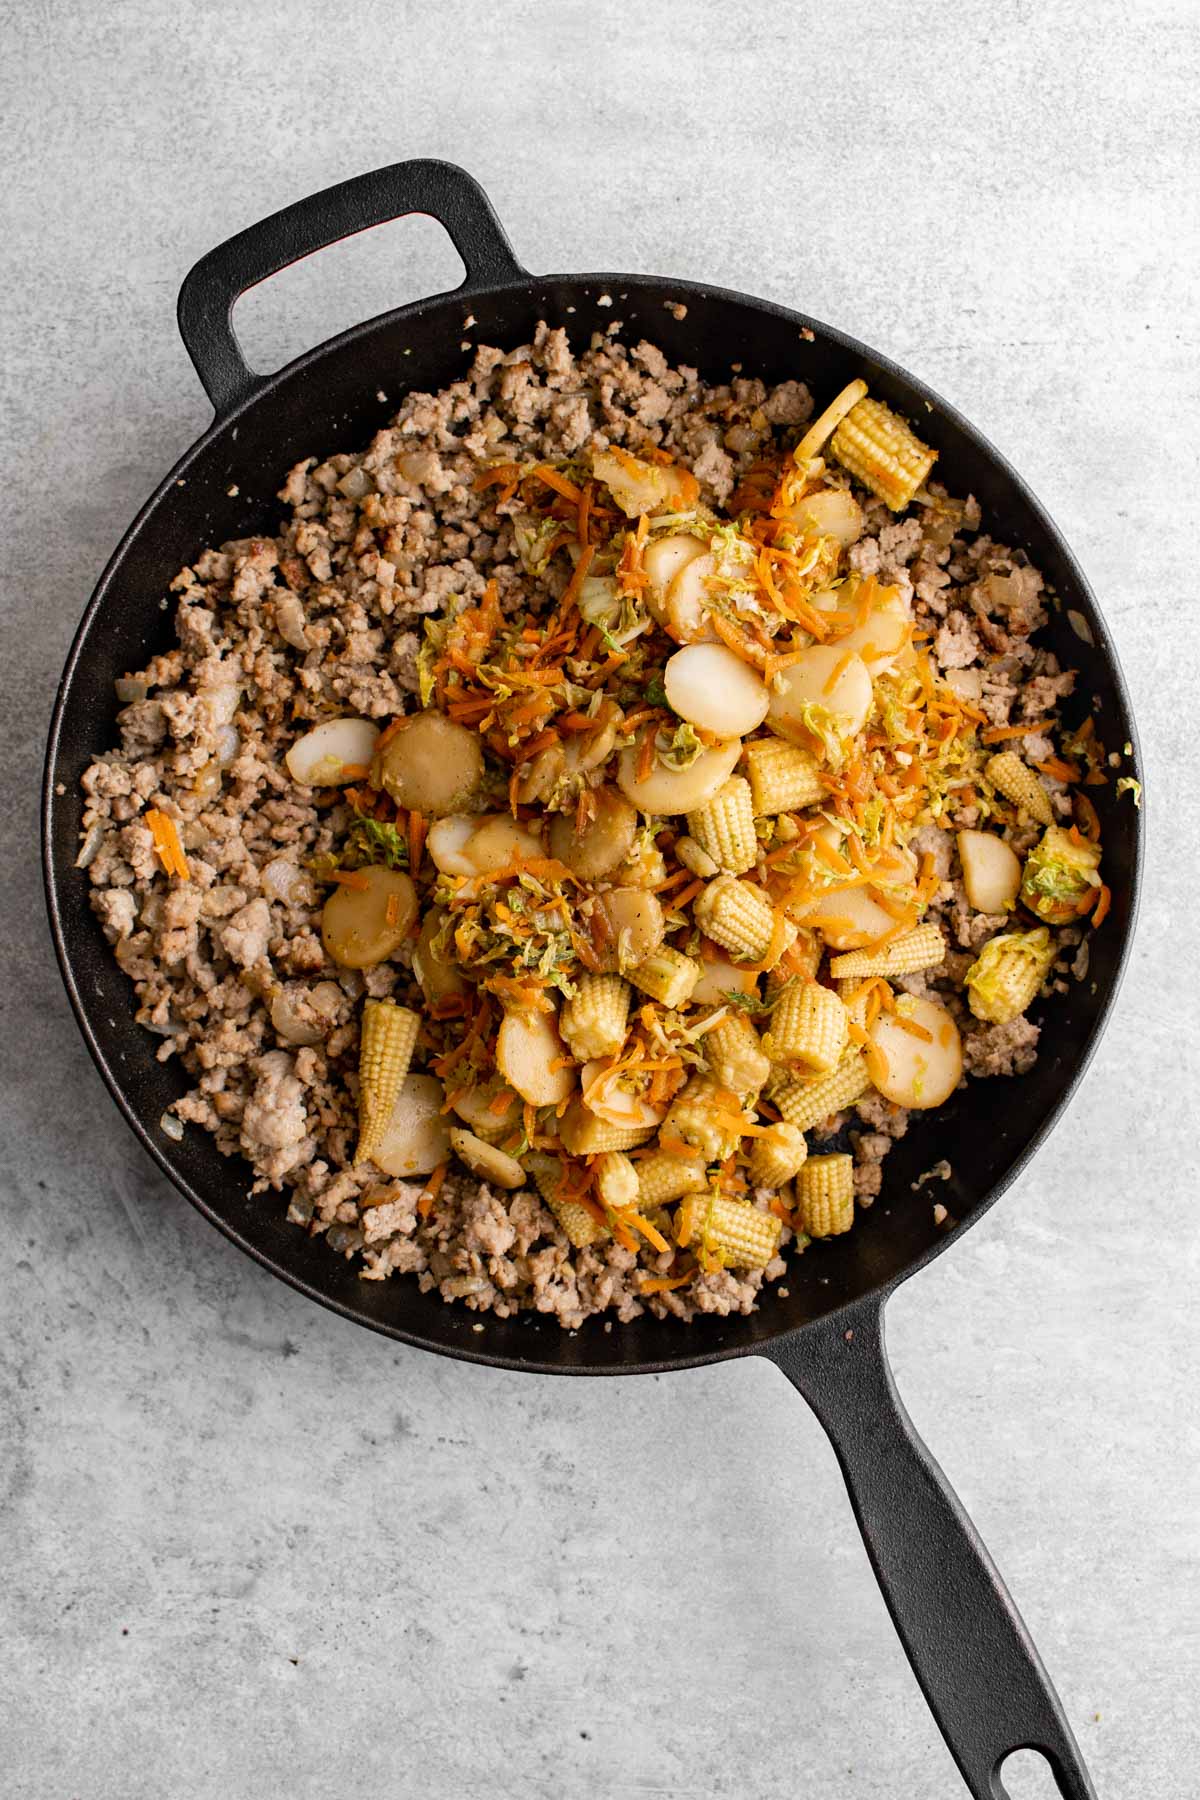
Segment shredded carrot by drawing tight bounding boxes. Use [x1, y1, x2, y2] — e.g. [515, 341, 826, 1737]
[616, 512, 650, 599]
[813, 837, 853, 877]
[822, 649, 854, 695]
[710, 611, 768, 670]
[144, 809, 190, 880]
[576, 479, 593, 548]
[407, 808, 426, 879]
[640, 1273, 692, 1295]
[893, 1014, 934, 1043]
[626, 1211, 671, 1254]
[487, 1089, 517, 1117]
[417, 1161, 448, 1219]
[1036, 757, 1080, 784]
[670, 878, 705, 914]
[473, 462, 522, 503]
[1073, 792, 1102, 842]
[783, 591, 833, 641]
[558, 542, 596, 619]
[1092, 883, 1112, 928]
[636, 725, 657, 784]
[385, 892, 402, 927]
[326, 868, 371, 891]
[798, 912, 856, 934]
[517, 727, 561, 761]
[762, 837, 808, 868]
[866, 884, 917, 922]
[619, 706, 668, 735]
[651, 867, 695, 895]
[532, 463, 583, 504]
[981, 720, 1054, 743]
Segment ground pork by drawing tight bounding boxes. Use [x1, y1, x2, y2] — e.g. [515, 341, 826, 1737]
[77, 321, 1088, 1329]
[963, 1016, 1041, 1078]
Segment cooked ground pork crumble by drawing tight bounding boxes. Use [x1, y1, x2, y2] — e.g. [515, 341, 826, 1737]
[79, 321, 1096, 1329]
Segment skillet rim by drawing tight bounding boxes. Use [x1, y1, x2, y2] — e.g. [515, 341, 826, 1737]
[41, 265, 1144, 1376]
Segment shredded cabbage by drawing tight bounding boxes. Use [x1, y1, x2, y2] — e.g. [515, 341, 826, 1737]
[579, 575, 651, 650]
[513, 514, 563, 576]
[657, 721, 707, 770]
[1020, 826, 1101, 918]
[795, 701, 846, 770]
[416, 617, 448, 708]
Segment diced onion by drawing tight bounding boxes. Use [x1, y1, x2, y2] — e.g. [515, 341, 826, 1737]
[75, 822, 105, 869]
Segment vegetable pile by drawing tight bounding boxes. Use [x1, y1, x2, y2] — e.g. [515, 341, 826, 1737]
[274, 382, 1111, 1286]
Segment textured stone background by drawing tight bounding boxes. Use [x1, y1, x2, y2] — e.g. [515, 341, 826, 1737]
[2, 2, 1197, 1796]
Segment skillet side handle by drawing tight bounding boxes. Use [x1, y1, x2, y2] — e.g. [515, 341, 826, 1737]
[765, 1299, 1097, 1800]
[177, 158, 527, 417]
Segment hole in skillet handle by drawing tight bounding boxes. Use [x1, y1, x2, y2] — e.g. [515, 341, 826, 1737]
[234, 214, 467, 378]
[175, 157, 528, 419]
[996, 1747, 1084, 1799]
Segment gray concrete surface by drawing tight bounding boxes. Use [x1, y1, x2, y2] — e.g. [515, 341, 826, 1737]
[2, 2, 1197, 1795]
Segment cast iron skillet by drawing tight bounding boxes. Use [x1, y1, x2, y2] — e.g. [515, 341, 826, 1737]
[43, 160, 1141, 1799]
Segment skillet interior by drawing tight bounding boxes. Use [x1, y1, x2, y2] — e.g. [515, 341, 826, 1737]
[43, 273, 1141, 1373]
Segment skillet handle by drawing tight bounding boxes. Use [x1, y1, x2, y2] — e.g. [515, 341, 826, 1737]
[176, 158, 526, 417]
[765, 1299, 1097, 1799]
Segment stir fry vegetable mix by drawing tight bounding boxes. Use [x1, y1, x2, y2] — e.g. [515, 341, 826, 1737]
[278, 384, 1110, 1282]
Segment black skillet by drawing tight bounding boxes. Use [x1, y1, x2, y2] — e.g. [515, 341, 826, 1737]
[42, 159, 1142, 1799]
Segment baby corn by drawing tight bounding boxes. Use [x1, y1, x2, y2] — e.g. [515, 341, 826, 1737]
[829, 923, 945, 981]
[748, 1121, 809, 1188]
[985, 751, 1054, 826]
[628, 946, 700, 1009]
[355, 1000, 419, 1167]
[663, 1075, 745, 1163]
[829, 396, 936, 511]
[559, 973, 631, 1062]
[594, 1150, 639, 1212]
[688, 777, 758, 875]
[558, 1099, 656, 1156]
[796, 1154, 855, 1237]
[704, 1011, 771, 1099]
[770, 1055, 873, 1132]
[763, 980, 848, 1074]
[636, 1149, 709, 1208]
[676, 1192, 782, 1270]
[742, 738, 823, 814]
[694, 875, 790, 966]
